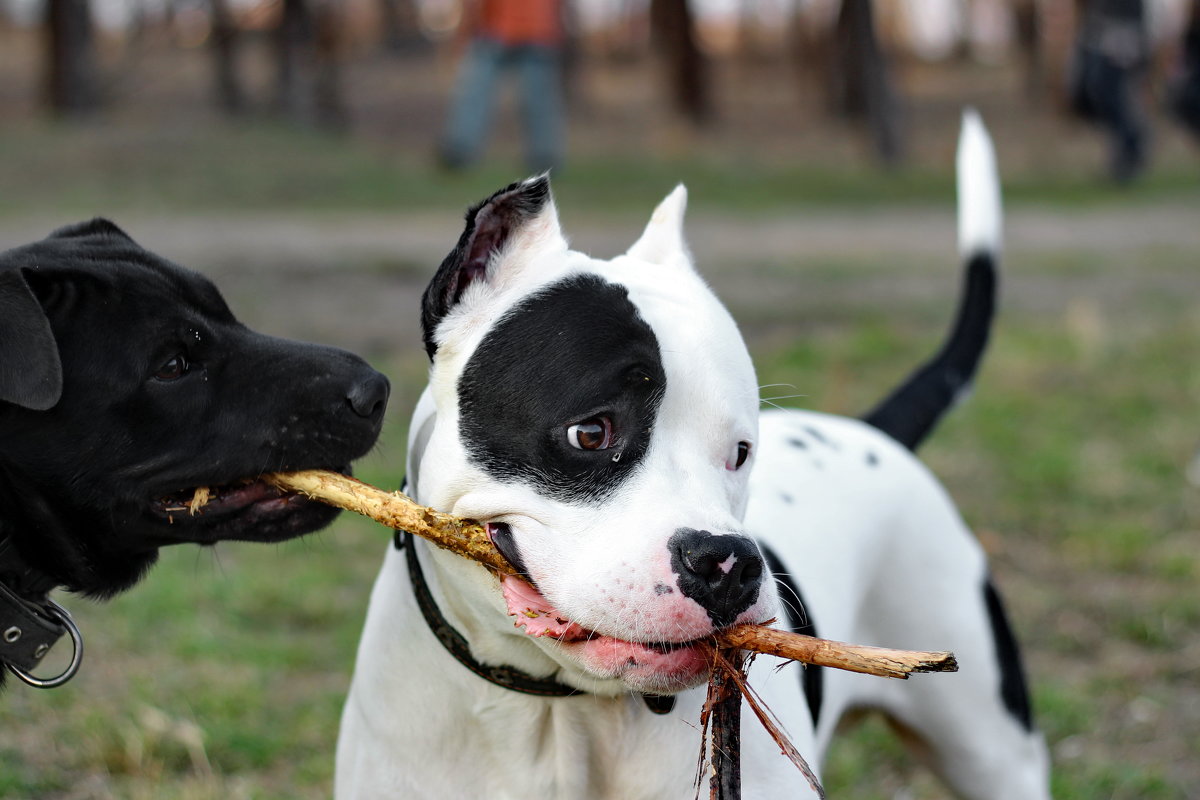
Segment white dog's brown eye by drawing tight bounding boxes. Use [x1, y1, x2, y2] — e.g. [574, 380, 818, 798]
[732, 441, 751, 469]
[567, 417, 612, 450]
[155, 355, 188, 381]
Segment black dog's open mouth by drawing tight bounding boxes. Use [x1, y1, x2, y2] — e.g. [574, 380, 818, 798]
[148, 467, 349, 543]
[154, 478, 298, 520]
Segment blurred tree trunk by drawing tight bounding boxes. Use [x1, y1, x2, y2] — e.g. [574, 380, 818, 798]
[313, 0, 347, 129]
[211, 0, 245, 114]
[829, 0, 901, 165]
[274, 0, 346, 129]
[1013, 0, 1043, 102]
[44, 0, 97, 116]
[649, 0, 711, 125]
[788, 4, 828, 102]
[378, 0, 421, 52]
[275, 0, 315, 123]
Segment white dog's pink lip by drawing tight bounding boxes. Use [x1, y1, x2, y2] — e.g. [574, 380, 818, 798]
[500, 575, 716, 690]
[500, 575, 703, 649]
[501, 575, 591, 641]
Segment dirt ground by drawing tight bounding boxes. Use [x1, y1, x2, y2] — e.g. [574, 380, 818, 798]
[2, 201, 1196, 358]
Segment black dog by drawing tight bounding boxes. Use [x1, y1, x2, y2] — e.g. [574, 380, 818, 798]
[0, 219, 389, 686]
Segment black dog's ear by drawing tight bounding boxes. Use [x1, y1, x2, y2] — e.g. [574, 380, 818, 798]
[49, 218, 137, 244]
[420, 175, 564, 359]
[0, 269, 63, 411]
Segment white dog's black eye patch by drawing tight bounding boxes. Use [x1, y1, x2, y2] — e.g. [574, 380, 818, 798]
[457, 274, 664, 503]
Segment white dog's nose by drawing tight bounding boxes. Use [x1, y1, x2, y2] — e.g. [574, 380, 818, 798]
[668, 528, 764, 628]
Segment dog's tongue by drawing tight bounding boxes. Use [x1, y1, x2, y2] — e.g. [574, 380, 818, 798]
[501, 576, 588, 640]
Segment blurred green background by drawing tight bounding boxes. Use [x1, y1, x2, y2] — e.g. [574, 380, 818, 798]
[1, 3, 1199, 798]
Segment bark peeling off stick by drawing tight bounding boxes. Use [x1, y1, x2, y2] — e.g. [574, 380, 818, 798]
[265, 470, 958, 679]
[267, 470, 512, 574]
[705, 647, 745, 800]
[188, 486, 210, 516]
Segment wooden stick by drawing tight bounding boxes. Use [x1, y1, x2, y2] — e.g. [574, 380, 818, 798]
[704, 647, 746, 800]
[714, 624, 957, 680]
[266, 470, 958, 680]
[704, 645, 826, 799]
[267, 469, 511, 574]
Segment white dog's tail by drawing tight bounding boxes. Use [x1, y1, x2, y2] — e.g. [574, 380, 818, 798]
[862, 109, 1001, 451]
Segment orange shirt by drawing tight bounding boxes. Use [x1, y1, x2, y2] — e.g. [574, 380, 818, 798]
[477, 0, 563, 46]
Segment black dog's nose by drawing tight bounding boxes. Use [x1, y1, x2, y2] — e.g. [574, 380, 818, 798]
[346, 370, 390, 421]
[669, 528, 764, 628]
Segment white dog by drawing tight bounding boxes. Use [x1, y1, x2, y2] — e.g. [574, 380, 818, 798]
[336, 113, 1051, 799]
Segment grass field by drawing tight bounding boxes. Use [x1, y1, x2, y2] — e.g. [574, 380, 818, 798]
[0, 87, 1197, 798]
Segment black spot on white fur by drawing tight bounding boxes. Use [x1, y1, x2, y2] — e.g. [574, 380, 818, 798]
[457, 274, 665, 503]
[804, 426, 838, 449]
[760, 543, 822, 726]
[984, 577, 1034, 731]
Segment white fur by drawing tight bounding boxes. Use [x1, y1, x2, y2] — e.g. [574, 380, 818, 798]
[957, 108, 1002, 258]
[337, 118, 1049, 799]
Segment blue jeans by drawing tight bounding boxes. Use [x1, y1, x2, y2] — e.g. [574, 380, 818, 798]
[440, 37, 564, 171]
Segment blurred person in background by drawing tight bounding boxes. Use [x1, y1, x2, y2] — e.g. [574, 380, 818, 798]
[1170, 0, 1200, 139]
[1069, 0, 1150, 182]
[437, 0, 567, 172]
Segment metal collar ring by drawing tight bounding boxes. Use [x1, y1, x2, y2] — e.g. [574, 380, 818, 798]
[6, 599, 84, 689]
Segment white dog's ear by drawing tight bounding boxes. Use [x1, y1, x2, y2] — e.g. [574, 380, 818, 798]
[422, 175, 565, 358]
[625, 184, 691, 269]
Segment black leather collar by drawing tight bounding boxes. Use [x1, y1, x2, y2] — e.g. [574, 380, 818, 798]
[0, 535, 82, 687]
[396, 530, 676, 714]
[399, 529, 582, 697]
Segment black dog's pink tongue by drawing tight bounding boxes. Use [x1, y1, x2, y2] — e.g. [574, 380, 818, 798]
[501, 576, 588, 640]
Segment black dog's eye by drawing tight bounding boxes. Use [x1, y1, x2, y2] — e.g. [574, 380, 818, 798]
[567, 417, 613, 451]
[155, 354, 188, 381]
[730, 441, 751, 470]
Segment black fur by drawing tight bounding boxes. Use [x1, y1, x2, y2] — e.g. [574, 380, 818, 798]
[761, 543, 823, 726]
[421, 176, 551, 359]
[0, 271, 62, 411]
[983, 577, 1034, 731]
[0, 220, 389, 605]
[457, 274, 665, 504]
[862, 253, 996, 451]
